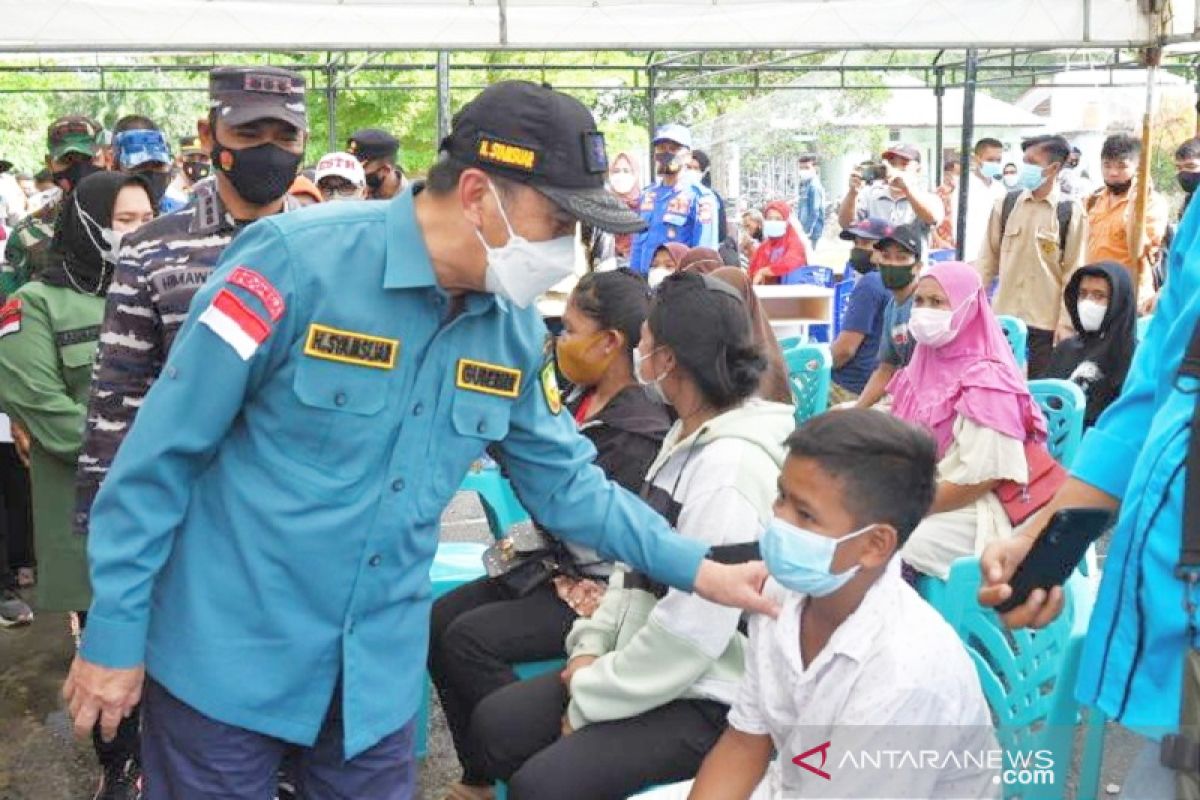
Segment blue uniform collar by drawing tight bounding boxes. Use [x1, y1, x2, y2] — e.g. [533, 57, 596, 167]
[383, 184, 507, 314]
[384, 185, 438, 290]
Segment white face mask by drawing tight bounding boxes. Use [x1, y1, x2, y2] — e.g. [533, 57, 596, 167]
[609, 171, 637, 195]
[633, 346, 671, 405]
[679, 168, 703, 187]
[475, 181, 577, 308]
[908, 307, 958, 348]
[76, 198, 124, 266]
[763, 219, 788, 239]
[1077, 299, 1108, 333]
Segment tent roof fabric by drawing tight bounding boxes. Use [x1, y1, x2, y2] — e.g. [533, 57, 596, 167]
[4, 0, 1165, 52]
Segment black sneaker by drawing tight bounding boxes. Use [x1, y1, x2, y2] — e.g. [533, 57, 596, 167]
[0, 588, 32, 628]
[92, 760, 142, 800]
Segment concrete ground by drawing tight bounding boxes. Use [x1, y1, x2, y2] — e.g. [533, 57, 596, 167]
[0, 493, 1145, 799]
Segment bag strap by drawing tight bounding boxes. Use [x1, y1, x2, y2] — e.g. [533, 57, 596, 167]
[1056, 200, 1074, 255]
[1161, 319, 1200, 778]
[998, 189, 1022, 241]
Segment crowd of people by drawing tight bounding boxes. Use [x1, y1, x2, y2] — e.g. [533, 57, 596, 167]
[0, 63, 1197, 800]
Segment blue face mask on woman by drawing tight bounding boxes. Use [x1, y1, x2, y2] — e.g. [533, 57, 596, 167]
[760, 516, 873, 597]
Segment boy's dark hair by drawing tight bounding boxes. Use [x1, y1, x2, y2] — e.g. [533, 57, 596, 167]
[1101, 134, 1140, 162]
[798, 153, 818, 165]
[649, 271, 764, 410]
[692, 149, 711, 172]
[572, 268, 652, 354]
[973, 137, 1003, 155]
[1021, 135, 1071, 166]
[785, 410, 937, 546]
[1176, 137, 1200, 161]
[114, 115, 159, 134]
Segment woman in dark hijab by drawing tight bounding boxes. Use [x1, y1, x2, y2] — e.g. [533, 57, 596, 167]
[678, 252, 793, 406]
[1047, 261, 1137, 426]
[0, 170, 153, 794]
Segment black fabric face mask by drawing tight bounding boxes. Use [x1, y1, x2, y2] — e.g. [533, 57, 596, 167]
[1178, 171, 1200, 195]
[880, 263, 917, 290]
[1105, 180, 1133, 196]
[365, 170, 385, 192]
[183, 161, 210, 183]
[211, 139, 301, 206]
[849, 248, 875, 275]
[140, 171, 170, 205]
[52, 160, 102, 193]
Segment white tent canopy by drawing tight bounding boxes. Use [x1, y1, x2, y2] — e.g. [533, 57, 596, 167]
[4, 0, 1187, 53]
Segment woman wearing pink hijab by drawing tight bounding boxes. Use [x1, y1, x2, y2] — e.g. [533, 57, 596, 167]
[888, 261, 1047, 579]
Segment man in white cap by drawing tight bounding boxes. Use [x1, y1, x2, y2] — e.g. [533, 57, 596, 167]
[315, 151, 367, 202]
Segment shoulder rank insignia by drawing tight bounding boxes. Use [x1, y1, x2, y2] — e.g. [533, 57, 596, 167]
[0, 298, 22, 339]
[457, 358, 522, 398]
[304, 324, 399, 369]
[540, 362, 562, 415]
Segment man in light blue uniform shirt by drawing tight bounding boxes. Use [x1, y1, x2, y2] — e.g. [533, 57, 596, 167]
[629, 124, 716, 274]
[62, 81, 776, 797]
[981, 172, 1200, 795]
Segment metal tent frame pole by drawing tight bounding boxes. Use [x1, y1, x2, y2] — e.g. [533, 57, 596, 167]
[955, 49, 978, 263]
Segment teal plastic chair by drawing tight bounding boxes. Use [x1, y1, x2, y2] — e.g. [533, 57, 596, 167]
[997, 315, 1029, 368]
[776, 335, 803, 352]
[783, 344, 831, 424]
[460, 462, 530, 539]
[1028, 379, 1086, 468]
[1137, 315, 1152, 343]
[919, 557, 1104, 800]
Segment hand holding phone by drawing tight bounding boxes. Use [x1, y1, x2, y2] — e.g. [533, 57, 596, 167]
[993, 508, 1113, 614]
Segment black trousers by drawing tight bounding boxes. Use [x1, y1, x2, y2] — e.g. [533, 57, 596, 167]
[1026, 327, 1055, 380]
[429, 577, 578, 785]
[77, 611, 142, 770]
[470, 672, 728, 800]
[0, 442, 34, 583]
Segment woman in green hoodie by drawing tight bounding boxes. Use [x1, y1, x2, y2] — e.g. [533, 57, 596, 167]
[471, 271, 796, 800]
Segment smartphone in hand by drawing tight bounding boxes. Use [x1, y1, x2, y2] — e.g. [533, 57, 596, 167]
[994, 508, 1113, 614]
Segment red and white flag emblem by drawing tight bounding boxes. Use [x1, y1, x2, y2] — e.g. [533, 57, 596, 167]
[0, 298, 22, 338]
[199, 289, 271, 361]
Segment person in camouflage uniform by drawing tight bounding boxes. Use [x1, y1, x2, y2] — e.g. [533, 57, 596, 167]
[1, 115, 106, 299]
[73, 66, 307, 540]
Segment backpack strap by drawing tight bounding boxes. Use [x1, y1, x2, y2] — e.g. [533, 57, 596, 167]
[1056, 200, 1075, 256]
[998, 189, 1022, 240]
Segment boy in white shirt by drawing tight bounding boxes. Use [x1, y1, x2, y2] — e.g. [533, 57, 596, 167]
[687, 410, 998, 799]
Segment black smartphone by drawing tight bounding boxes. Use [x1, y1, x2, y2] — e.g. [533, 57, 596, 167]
[994, 508, 1113, 614]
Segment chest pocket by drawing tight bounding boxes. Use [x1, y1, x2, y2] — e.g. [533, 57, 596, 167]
[1000, 224, 1022, 255]
[420, 391, 514, 518]
[58, 339, 98, 400]
[451, 393, 512, 443]
[289, 355, 390, 475]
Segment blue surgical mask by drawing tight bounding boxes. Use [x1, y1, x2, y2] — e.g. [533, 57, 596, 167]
[760, 517, 873, 597]
[980, 162, 1003, 181]
[1016, 162, 1048, 192]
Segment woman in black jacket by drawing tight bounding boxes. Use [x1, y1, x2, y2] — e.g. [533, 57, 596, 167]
[431, 269, 670, 800]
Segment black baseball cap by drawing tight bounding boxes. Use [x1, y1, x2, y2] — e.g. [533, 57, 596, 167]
[839, 217, 893, 242]
[875, 223, 922, 257]
[440, 80, 644, 235]
[348, 129, 399, 162]
[208, 66, 307, 131]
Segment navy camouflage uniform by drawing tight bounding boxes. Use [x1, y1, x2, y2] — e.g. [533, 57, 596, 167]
[73, 178, 299, 536]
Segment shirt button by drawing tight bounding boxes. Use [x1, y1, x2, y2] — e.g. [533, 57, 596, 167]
[334, 392, 347, 407]
[369, 555, 382, 567]
[391, 478, 405, 492]
[477, 421, 488, 434]
[413, 402, 424, 416]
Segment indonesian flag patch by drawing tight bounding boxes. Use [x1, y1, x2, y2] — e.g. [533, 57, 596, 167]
[0, 298, 21, 339]
[199, 288, 271, 360]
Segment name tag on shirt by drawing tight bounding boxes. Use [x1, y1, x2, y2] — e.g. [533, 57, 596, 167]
[456, 358, 521, 399]
[304, 324, 399, 370]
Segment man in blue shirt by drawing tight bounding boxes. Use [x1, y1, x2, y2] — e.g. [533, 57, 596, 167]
[796, 153, 826, 245]
[830, 218, 892, 403]
[856, 224, 923, 409]
[629, 124, 716, 274]
[62, 81, 776, 797]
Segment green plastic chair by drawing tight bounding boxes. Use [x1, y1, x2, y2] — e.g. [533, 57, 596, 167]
[998, 315, 1029, 368]
[460, 462, 530, 539]
[1028, 379, 1087, 469]
[784, 344, 832, 424]
[919, 557, 1104, 800]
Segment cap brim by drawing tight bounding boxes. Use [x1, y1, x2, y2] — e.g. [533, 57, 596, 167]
[841, 229, 886, 242]
[220, 103, 308, 132]
[50, 144, 97, 160]
[535, 184, 646, 235]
